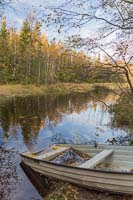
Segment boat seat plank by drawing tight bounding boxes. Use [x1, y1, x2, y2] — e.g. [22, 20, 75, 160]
[79, 149, 113, 169]
[36, 146, 70, 161]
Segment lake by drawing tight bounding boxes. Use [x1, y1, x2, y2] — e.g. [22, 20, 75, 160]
[0, 90, 131, 200]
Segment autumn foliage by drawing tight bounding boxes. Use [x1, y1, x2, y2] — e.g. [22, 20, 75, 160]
[0, 17, 124, 85]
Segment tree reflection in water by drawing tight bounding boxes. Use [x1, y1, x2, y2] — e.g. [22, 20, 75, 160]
[0, 89, 125, 149]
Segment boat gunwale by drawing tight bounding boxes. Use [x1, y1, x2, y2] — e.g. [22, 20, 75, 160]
[31, 144, 133, 154]
[20, 153, 133, 175]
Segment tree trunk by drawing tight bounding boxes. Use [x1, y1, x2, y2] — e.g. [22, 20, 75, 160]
[37, 57, 41, 85]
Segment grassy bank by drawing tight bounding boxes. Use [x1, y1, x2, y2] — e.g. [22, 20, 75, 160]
[0, 83, 118, 99]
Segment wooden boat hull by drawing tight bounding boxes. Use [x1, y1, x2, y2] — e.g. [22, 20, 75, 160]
[21, 144, 133, 194]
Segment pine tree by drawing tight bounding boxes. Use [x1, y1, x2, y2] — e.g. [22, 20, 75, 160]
[32, 21, 42, 85]
[19, 19, 32, 84]
[0, 17, 10, 83]
[20, 19, 31, 49]
[8, 28, 20, 81]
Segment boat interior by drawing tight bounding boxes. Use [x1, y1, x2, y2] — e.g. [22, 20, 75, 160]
[22, 144, 133, 172]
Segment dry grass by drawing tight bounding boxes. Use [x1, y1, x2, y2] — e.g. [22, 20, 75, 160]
[0, 84, 46, 97]
[0, 83, 120, 99]
[45, 82, 119, 94]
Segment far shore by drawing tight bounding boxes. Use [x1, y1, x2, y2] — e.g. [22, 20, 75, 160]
[0, 83, 123, 99]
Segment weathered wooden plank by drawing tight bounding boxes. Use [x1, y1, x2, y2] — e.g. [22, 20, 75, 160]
[79, 150, 113, 169]
[75, 148, 133, 156]
[59, 144, 133, 151]
[36, 146, 70, 161]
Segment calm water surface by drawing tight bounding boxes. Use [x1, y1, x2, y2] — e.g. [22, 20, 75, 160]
[0, 91, 130, 200]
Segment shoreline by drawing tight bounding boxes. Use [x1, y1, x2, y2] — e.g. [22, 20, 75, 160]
[0, 83, 118, 99]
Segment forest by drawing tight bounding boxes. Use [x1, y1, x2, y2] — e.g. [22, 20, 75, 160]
[0, 16, 121, 85]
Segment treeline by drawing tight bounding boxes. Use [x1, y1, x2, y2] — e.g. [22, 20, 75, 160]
[0, 16, 119, 85]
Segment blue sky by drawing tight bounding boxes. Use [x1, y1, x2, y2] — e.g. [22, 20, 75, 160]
[4, 0, 100, 41]
[2, 1, 132, 62]
[3, 0, 119, 58]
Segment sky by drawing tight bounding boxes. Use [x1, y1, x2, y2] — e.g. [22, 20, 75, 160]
[3, 0, 121, 59]
[4, 0, 100, 41]
[1, 1, 132, 62]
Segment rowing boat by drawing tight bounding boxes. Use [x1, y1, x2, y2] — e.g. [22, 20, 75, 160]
[21, 144, 133, 194]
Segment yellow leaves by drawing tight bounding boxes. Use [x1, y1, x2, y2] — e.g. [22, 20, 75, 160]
[52, 145, 61, 150]
[41, 33, 49, 48]
[30, 154, 36, 157]
[1, 63, 8, 68]
[49, 182, 79, 200]
[23, 152, 36, 158]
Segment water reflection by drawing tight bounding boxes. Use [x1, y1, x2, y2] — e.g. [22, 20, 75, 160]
[0, 90, 131, 200]
[0, 91, 129, 151]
